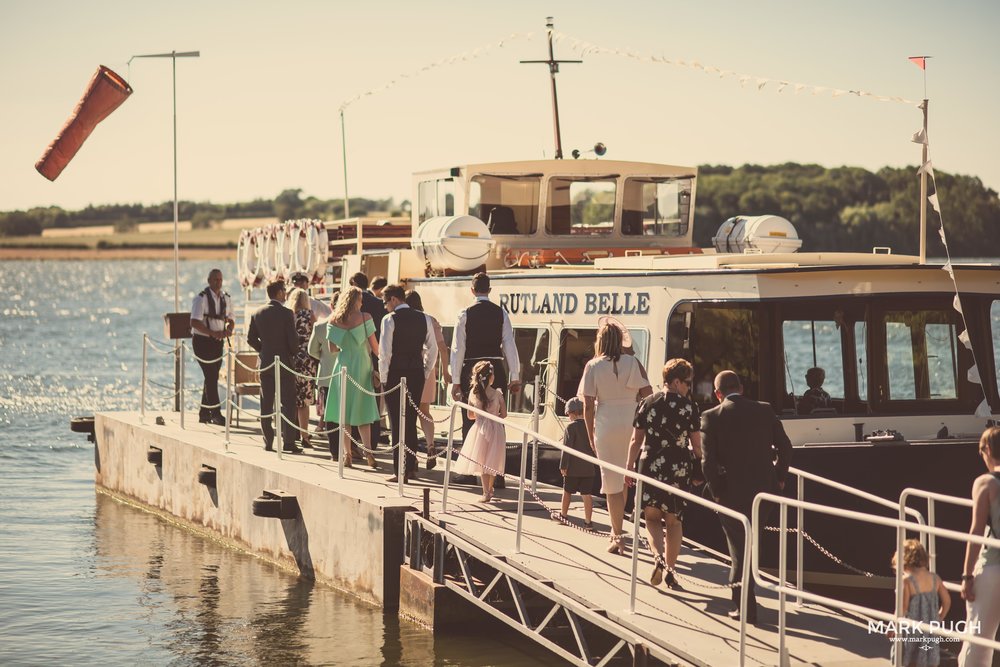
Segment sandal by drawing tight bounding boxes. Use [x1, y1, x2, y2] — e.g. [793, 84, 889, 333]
[426, 445, 437, 470]
[607, 536, 626, 555]
[366, 454, 379, 470]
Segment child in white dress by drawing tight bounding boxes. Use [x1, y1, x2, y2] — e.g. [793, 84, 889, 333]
[453, 360, 507, 502]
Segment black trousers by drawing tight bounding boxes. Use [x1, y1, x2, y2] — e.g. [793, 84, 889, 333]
[192, 335, 224, 417]
[719, 502, 773, 612]
[459, 360, 508, 439]
[259, 358, 298, 450]
[386, 368, 424, 477]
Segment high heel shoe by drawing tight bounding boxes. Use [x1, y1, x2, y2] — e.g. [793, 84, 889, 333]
[343, 455, 353, 469]
[606, 535, 626, 555]
[366, 453, 378, 470]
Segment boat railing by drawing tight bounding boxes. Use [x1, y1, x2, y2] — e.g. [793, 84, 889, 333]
[753, 492, 1000, 667]
[785, 466, 926, 604]
[440, 397, 755, 666]
[899, 488, 975, 592]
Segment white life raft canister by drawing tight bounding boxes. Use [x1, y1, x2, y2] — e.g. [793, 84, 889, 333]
[412, 215, 495, 272]
[712, 215, 803, 254]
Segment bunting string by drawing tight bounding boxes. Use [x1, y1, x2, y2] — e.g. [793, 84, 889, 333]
[338, 32, 535, 112]
[551, 30, 919, 107]
[918, 151, 995, 418]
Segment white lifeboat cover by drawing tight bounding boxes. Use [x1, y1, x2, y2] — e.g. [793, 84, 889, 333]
[712, 215, 803, 254]
[412, 215, 495, 272]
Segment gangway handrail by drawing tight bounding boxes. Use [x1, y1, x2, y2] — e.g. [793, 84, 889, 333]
[786, 466, 926, 604]
[899, 487, 975, 592]
[441, 399, 754, 666]
[752, 492, 1000, 667]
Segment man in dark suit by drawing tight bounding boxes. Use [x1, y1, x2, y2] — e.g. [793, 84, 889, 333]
[349, 271, 385, 450]
[379, 284, 437, 483]
[700, 370, 792, 622]
[247, 280, 302, 454]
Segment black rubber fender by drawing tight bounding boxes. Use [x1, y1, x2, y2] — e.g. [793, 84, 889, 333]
[252, 496, 283, 518]
[70, 416, 95, 434]
[147, 447, 162, 465]
[197, 468, 217, 487]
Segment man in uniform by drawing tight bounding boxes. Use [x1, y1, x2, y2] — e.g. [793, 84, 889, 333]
[190, 268, 234, 425]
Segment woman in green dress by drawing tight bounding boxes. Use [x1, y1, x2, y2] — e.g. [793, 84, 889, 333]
[324, 286, 380, 468]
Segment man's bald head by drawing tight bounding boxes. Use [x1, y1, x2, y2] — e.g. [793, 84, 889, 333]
[714, 370, 742, 396]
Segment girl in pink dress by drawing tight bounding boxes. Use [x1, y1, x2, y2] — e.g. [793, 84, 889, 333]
[453, 360, 507, 502]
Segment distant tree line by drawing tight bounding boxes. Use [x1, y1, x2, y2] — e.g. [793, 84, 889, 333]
[0, 189, 406, 237]
[2, 165, 997, 256]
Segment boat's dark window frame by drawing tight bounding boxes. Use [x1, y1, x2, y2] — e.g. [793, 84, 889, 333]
[545, 175, 619, 237]
[621, 177, 692, 238]
[417, 178, 455, 223]
[468, 174, 540, 235]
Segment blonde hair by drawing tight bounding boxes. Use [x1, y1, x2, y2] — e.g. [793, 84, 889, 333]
[285, 287, 310, 313]
[894, 538, 929, 570]
[332, 286, 362, 325]
[594, 322, 623, 362]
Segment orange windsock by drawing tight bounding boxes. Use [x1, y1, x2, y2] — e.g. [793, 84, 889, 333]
[35, 66, 133, 181]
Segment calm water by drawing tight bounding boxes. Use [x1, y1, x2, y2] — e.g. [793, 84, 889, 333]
[0, 260, 552, 666]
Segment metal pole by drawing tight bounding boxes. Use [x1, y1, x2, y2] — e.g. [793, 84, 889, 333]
[515, 430, 528, 553]
[224, 347, 232, 453]
[779, 503, 789, 666]
[530, 375, 541, 494]
[140, 333, 148, 421]
[546, 20, 564, 159]
[171, 52, 181, 413]
[275, 360, 283, 460]
[398, 377, 407, 497]
[918, 99, 929, 265]
[178, 343, 186, 429]
[442, 406, 458, 512]
[928, 498, 936, 572]
[894, 523, 905, 666]
[338, 368, 347, 479]
[629, 478, 644, 613]
[340, 110, 351, 222]
[796, 475, 804, 606]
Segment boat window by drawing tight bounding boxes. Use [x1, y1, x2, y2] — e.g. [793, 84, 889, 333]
[621, 178, 692, 237]
[546, 178, 616, 236]
[508, 328, 550, 415]
[667, 303, 761, 412]
[417, 179, 455, 224]
[781, 320, 845, 414]
[468, 175, 539, 234]
[435, 326, 455, 407]
[883, 310, 958, 400]
[993, 301, 1000, 398]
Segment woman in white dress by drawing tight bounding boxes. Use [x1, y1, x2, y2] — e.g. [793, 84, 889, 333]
[579, 322, 652, 554]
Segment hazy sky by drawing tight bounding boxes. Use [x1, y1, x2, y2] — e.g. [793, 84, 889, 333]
[1, 0, 997, 213]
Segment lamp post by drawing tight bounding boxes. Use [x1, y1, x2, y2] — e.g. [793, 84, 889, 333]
[129, 50, 200, 410]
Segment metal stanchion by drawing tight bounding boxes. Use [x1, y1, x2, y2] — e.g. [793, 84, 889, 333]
[179, 343, 186, 429]
[275, 360, 283, 460]
[338, 369, 347, 479]
[515, 430, 529, 553]
[796, 475, 804, 606]
[224, 347, 232, 453]
[530, 375, 541, 494]
[629, 478, 644, 613]
[779, 503, 789, 667]
[140, 333, 148, 421]
[397, 377, 407, 497]
[442, 406, 458, 512]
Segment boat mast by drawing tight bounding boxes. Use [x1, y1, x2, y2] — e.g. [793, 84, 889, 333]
[520, 17, 581, 159]
[918, 98, 929, 264]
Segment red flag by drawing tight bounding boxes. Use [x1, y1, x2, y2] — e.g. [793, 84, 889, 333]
[908, 56, 927, 70]
[35, 66, 133, 181]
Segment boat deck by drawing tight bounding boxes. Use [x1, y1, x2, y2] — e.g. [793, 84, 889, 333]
[117, 411, 890, 666]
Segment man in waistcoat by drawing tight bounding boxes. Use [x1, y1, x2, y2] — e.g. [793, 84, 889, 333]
[247, 280, 302, 454]
[450, 273, 521, 485]
[379, 284, 438, 483]
[350, 271, 385, 451]
[190, 268, 234, 425]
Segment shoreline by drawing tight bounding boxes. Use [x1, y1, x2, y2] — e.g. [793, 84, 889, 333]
[0, 247, 233, 260]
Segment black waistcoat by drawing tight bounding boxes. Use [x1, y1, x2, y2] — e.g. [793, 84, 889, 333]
[389, 307, 427, 372]
[464, 300, 503, 361]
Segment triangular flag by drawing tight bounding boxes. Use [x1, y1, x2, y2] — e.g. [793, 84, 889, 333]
[942, 261, 953, 278]
[911, 128, 928, 145]
[938, 227, 948, 245]
[917, 160, 935, 178]
[929, 192, 941, 213]
[968, 364, 982, 386]
[909, 56, 927, 70]
[975, 398, 993, 418]
[953, 294, 964, 314]
[958, 329, 971, 350]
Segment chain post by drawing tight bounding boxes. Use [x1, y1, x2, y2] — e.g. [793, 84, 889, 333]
[179, 343, 186, 429]
[398, 376, 407, 497]
[224, 347, 232, 452]
[515, 430, 529, 553]
[338, 368, 347, 478]
[140, 333, 148, 421]
[796, 474, 804, 606]
[629, 478, 644, 613]
[530, 374, 541, 494]
[275, 360, 283, 460]
[442, 405, 457, 512]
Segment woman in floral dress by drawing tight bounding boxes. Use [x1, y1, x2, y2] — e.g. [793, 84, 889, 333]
[627, 358, 703, 590]
[287, 288, 318, 448]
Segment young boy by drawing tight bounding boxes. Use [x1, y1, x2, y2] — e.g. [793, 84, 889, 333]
[556, 397, 596, 528]
[797, 366, 833, 414]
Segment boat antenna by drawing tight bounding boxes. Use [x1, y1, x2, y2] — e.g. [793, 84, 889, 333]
[520, 17, 581, 159]
[909, 55, 931, 264]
